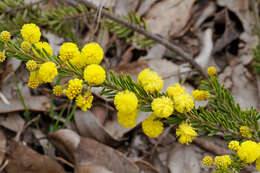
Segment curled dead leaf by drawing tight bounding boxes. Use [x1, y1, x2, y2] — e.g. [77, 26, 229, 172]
[5, 141, 66, 173]
[48, 129, 140, 173]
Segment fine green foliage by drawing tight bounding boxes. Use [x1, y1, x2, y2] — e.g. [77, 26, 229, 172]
[253, 45, 260, 75]
[191, 76, 260, 140]
[1, 0, 155, 48]
[105, 11, 155, 48]
[0, 0, 89, 43]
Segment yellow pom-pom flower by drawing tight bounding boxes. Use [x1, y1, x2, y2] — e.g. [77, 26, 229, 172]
[228, 141, 240, 151]
[192, 90, 210, 101]
[138, 68, 163, 93]
[207, 66, 216, 76]
[117, 110, 138, 128]
[167, 83, 187, 99]
[33, 42, 53, 57]
[114, 90, 138, 113]
[202, 156, 213, 166]
[83, 64, 106, 85]
[176, 122, 197, 145]
[174, 93, 194, 113]
[20, 23, 41, 44]
[21, 41, 31, 52]
[0, 52, 6, 63]
[53, 85, 63, 96]
[240, 126, 252, 138]
[76, 92, 93, 111]
[28, 71, 40, 88]
[59, 42, 80, 62]
[38, 62, 57, 83]
[80, 42, 103, 65]
[63, 78, 83, 100]
[0, 31, 11, 42]
[214, 155, 232, 169]
[142, 113, 163, 138]
[26, 60, 37, 71]
[256, 157, 260, 172]
[237, 140, 260, 164]
[151, 96, 173, 118]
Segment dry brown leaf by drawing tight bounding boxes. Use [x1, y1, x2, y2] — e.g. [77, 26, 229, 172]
[167, 144, 200, 173]
[137, 0, 157, 16]
[0, 96, 53, 114]
[0, 129, 6, 166]
[0, 114, 25, 133]
[145, 0, 196, 37]
[48, 129, 140, 173]
[74, 110, 122, 147]
[219, 64, 258, 109]
[5, 141, 66, 173]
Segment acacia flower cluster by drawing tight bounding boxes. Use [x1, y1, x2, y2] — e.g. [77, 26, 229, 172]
[203, 140, 260, 172]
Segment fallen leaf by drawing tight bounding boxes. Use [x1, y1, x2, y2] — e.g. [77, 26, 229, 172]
[74, 110, 122, 147]
[5, 141, 66, 173]
[0, 113, 25, 133]
[167, 144, 201, 173]
[219, 64, 259, 109]
[145, 0, 196, 37]
[115, 0, 139, 16]
[137, 0, 157, 16]
[0, 96, 53, 113]
[48, 129, 140, 173]
[213, 10, 241, 54]
[0, 129, 6, 166]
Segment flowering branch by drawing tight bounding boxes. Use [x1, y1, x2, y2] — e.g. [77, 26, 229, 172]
[0, 23, 260, 173]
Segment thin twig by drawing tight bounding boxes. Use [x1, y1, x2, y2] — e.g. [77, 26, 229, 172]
[56, 157, 75, 168]
[67, 0, 208, 78]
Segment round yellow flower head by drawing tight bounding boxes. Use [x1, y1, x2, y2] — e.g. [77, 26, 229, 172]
[26, 60, 37, 71]
[76, 93, 93, 111]
[192, 90, 210, 101]
[142, 113, 163, 138]
[33, 42, 53, 57]
[174, 93, 194, 113]
[239, 126, 252, 138]
[228, 141, 240, 151]
[176, 122, 197, 145]
[0, 52, 6, 63]
[117, 110, 138, 128]
[202, 156, 213, 166]
[38, 62, 57, 83]
[167, 83, 187, 99]
[59, 42, 80, 62]
[64, 78, 83, 100]
[0, 31, 11, 42]
[214, 155, 232, 169]
[28, 71, 40, 88]
[53, 85, 63, 96]
[207, 66, 216, 76]
[81, 42, 103, 65]
[237, 140, 260, 164]
[21, 41, 31, 52]
[83, 64, 106, 85]
[256, 157, 260, 172]
[20, 23, 41, 44]
[114, 90, 138, 113]
[138, 68, 163, 93]
[151, 96, 173, 118]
